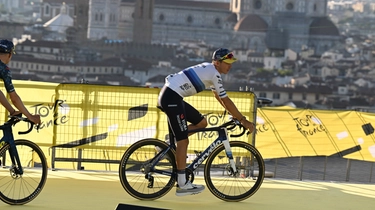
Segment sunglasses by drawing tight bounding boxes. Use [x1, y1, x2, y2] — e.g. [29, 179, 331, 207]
[219, 53, 234, 61]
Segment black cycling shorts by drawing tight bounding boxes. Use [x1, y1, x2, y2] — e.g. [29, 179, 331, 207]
[158, 86, 204, 141]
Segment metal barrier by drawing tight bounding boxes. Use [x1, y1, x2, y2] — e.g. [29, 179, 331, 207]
[264, 156, 375, 183]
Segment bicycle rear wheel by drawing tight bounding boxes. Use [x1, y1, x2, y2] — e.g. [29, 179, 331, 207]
[119, 138, 177, 200]
[0, 140, 48, 205]
[204, 141, 265, 202]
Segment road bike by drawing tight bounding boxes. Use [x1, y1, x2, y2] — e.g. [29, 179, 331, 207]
[119, 97, 272, 202]
[0, 115, 47, 205]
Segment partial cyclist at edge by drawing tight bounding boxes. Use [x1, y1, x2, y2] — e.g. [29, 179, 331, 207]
[0, 39, 40, 124]
[158, 48, 255, 196]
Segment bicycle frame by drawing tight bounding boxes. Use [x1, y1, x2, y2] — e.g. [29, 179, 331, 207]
[149, 123, 242, 178]
[186, 127, 236, 173]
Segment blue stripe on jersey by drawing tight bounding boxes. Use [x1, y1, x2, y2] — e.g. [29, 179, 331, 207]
[219, 91, 227, 97]
[183, 68, 205, 92]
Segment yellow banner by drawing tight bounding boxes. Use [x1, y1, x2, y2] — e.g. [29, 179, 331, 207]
[0, 81, 374, 171]
[50, 84, 255, 165]
[256, 107, 375, 161]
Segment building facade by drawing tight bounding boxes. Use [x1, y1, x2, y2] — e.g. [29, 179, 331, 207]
[111, 0, 340, 55]
[87, 0, 121, 40]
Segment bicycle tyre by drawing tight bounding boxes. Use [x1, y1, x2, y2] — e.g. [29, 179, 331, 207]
[204, 141, 265, 202]
[0, 140, 48, 205]
[119, 138, 177, 200]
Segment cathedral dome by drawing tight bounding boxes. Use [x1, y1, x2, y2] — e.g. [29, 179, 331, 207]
[309, 17, 339, 36]
[234, 14, 268, 32]
[225, 13, 237, 23]
[43, 3, 73, 33]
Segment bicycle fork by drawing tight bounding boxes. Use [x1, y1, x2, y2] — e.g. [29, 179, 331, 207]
[3, 127, 24, 176]
[220, 129, 238, 177]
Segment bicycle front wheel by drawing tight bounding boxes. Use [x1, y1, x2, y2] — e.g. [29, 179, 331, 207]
[119, 138, 177, 200]
[204, 141, 265, 202]
[0, 140, 48, 205]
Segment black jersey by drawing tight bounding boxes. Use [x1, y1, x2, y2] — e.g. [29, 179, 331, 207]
[0, 60, 15, 93]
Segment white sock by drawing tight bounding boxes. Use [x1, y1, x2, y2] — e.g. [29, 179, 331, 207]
[178, 173, 186, 187]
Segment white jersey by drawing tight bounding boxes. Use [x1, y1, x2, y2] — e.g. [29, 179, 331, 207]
[165, 62, 227, 98]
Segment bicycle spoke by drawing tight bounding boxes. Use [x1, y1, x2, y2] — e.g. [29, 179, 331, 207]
[0, 140, 47, 205]
[204, 141, 264, 201]
[119, 139, 176, 200]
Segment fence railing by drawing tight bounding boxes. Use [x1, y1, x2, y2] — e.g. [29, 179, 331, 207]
[264, 156, 375, 183]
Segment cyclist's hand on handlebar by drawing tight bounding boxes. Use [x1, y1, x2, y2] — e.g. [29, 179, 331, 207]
[28, 114, 41, 125]
[241, 119, 255, 134]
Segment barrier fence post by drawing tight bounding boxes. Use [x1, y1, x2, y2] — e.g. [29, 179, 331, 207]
[274, 158, 278, 178]
[298, 156, 304, 181]
[323, 156, 327, 180]
[346, 159, 352, 182]
[51, 147, 56, 170]
[77, 149, 83, 170]
[370, 162, 373, 182]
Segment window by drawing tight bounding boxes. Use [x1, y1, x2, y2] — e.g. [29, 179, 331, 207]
[214, 18, 220, 25]
[286, 2, 294, 10]
[272, 93, 280, 99]
[288, 92, 293, 100]
[315, 94, 319, 100]
[259, 92, 267, 97]
[45, 5, 50, 15]
[159, 14, 165, 22]
[302, 93, 306, 100]
[186, 15, 193, 24]
[254, 0, 262, 9]
[78, 6, 83, 15]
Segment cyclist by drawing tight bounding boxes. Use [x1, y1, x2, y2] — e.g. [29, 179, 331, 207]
[158, 48, 255, 196]
[0, 39, 40, 124]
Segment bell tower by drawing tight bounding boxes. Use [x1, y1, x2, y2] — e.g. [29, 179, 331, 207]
[74, 0, 89, 42]
[133, 0, 154, 44]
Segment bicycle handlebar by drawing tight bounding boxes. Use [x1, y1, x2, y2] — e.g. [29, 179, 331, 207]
[6, 114, 39, 135]
[219, 119, 249, 138]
